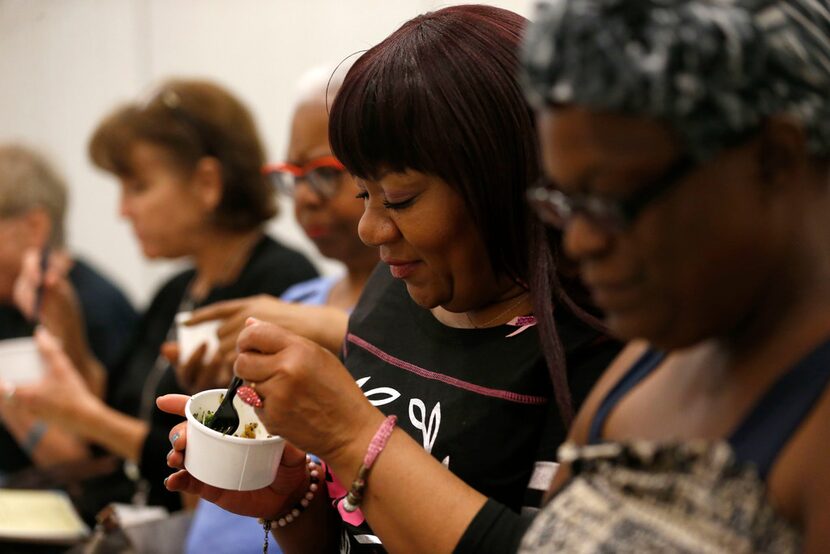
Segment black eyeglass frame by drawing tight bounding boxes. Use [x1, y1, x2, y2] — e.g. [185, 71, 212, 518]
[526, 155, 699, 232]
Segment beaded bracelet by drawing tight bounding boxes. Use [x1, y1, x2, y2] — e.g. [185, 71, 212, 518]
[259, 456, 321, 551]
[340, 415, 397, 513]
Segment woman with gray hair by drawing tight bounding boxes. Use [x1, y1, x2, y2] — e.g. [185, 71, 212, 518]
[0, 144, 137, 476]
[504, 0, 830, 551]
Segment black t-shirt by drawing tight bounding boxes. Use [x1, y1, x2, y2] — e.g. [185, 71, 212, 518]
[0, 258, 138, 474]
[102, 234, 317, 513]
[65, 236, 317, 521]
[335, 265, 620, 552]
[0, 238, 315, 524]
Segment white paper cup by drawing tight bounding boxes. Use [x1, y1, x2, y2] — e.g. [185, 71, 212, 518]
[0, 337, 45, 386]
[175, 311, 220, 365]
[184, 389, 285, 491]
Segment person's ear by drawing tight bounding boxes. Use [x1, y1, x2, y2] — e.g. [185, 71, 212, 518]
[192, 156, 223, 212]
[23, 208, 52, 249]
[757, 117, 810, 187]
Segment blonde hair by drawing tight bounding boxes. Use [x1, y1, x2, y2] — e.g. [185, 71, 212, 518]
[0, 144, 67, 247]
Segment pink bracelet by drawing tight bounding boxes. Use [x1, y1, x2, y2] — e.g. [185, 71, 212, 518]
[340, 415, 397, 513]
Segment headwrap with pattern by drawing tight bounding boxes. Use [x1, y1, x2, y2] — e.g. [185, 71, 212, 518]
[521, 0, 830, 160]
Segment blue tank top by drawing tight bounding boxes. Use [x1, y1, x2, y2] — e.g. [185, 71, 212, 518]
[588, 338, 830, 478]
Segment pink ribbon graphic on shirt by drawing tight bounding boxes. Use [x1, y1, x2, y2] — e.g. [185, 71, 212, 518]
[506, 315, 537, 337]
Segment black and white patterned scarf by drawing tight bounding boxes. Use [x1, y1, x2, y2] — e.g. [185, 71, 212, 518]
[521, 0, 830, 160]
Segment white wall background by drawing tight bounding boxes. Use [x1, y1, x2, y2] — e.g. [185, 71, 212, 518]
[0, 0, 530, 308]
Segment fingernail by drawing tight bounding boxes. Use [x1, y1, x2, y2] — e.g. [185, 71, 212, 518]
[163, 477, 169, 488]
[237, 386, 262, 408]
[170, 433, 179, 447]
[166, 449, 174, 460]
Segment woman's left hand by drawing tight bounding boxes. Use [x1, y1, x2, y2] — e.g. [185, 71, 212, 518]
[234, 318, 384, 466]
[158, 394, 312, 519]
[162, 341, 233, 394]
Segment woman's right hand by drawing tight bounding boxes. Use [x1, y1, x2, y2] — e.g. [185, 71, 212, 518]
[13, 248, 104, 395]
[233, 319, 383, 467]
[13, 247, 73, 321]
[189, 295, 349, 356]
[157, 394, 312, 519]
[168, 296, 350, 393]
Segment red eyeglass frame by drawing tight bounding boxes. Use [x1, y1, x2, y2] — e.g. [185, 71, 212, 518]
[262, 155, 345, 177]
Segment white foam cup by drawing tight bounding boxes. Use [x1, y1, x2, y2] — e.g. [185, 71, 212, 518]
[184, 389, 285, 491]
[175, 311, 221, 365]
[0, 337, 45, 386]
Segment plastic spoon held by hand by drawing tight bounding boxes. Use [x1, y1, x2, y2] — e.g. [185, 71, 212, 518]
[207, 376, 244, 435]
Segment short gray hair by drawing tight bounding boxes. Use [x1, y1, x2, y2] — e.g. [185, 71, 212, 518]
[0, 144, 67, 247]
[292, 59, 356, 111]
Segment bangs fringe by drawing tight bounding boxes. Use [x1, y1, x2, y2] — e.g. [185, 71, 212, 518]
[330, 38, 433, 181]
[88, 107, 142, 176]
[330, 8, 527, 185]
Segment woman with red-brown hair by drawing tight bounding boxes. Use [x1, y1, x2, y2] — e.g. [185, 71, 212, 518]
[160, 6, 619, 553]
[7, 79, 318, 520]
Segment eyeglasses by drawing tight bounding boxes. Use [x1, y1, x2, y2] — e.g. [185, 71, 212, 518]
[263, 156, 347, 200]
[526, 156, 699, 233]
